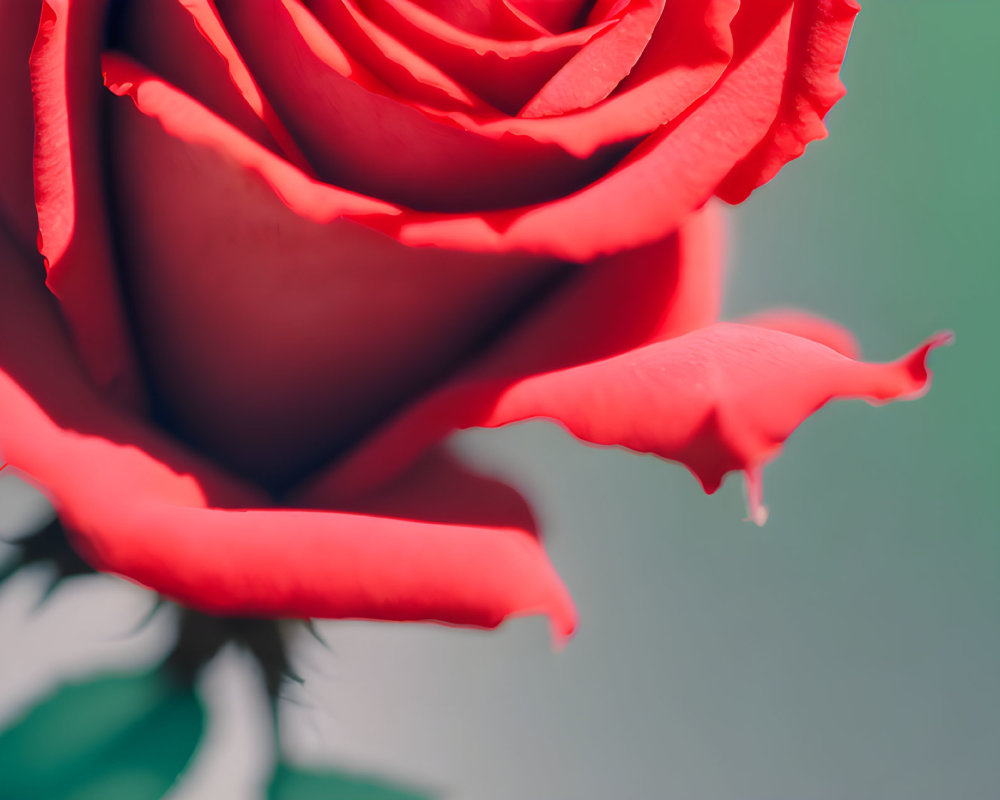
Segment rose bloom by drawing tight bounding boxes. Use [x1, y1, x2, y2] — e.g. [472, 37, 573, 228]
[0, 0, 946, 643]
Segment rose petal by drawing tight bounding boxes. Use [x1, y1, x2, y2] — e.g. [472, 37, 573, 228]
[296, 205, 724, 500]
[356, 0, 619, 114]
[360, 0, 737, 150]
[105, 2, 734, 246]
[717, 0, 861, 202]
[102, 53, 396, 219]
[0, 0, 42, 256]
[106, 1, 842, 268]
[519, 0, 665, 117]
[382, 0, 803, 259]
[0, 232, 576, 642]
[31, 0, 142, 405]
[216, 0, 625, 209]
[477, 323, 951, 498]
[104, 56, 562, 489]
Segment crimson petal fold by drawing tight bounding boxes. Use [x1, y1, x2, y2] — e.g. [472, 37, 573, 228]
[0, 236, 576, 642]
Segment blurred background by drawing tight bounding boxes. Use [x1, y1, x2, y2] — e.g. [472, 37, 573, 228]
[1, 2, 997, 798]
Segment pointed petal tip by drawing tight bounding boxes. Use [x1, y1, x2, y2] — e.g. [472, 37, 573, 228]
[482, 584, 577, 650]
[916, 329, 955, 355]
[549, 602, 578, 651]
[870, 329, 954, 406]
[517, 579, 579, 651]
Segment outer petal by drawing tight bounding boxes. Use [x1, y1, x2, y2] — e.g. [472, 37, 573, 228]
[31, 0, 142, 405]
[478, 324, 951, 505]
[0, 233, 576, 641]
[717, 0, 860, 201]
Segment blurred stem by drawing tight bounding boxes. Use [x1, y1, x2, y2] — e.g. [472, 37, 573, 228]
[164, 608, 297, 699]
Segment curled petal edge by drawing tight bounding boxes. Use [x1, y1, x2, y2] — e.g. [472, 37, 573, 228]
[480, 324, 953, 516]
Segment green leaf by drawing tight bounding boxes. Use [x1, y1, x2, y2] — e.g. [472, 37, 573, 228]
[268, 763, 434, 800]
[0, 669, 205, 800]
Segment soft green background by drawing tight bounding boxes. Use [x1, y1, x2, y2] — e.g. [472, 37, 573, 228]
[2, 2, 998, 799]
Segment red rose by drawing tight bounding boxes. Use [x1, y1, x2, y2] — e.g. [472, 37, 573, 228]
[0, 0, 946, 643]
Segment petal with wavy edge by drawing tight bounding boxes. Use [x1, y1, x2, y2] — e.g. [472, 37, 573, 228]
[717, 0, 860, 202]
[480, 324, 951, 503]
[382, 1, 797, 258]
